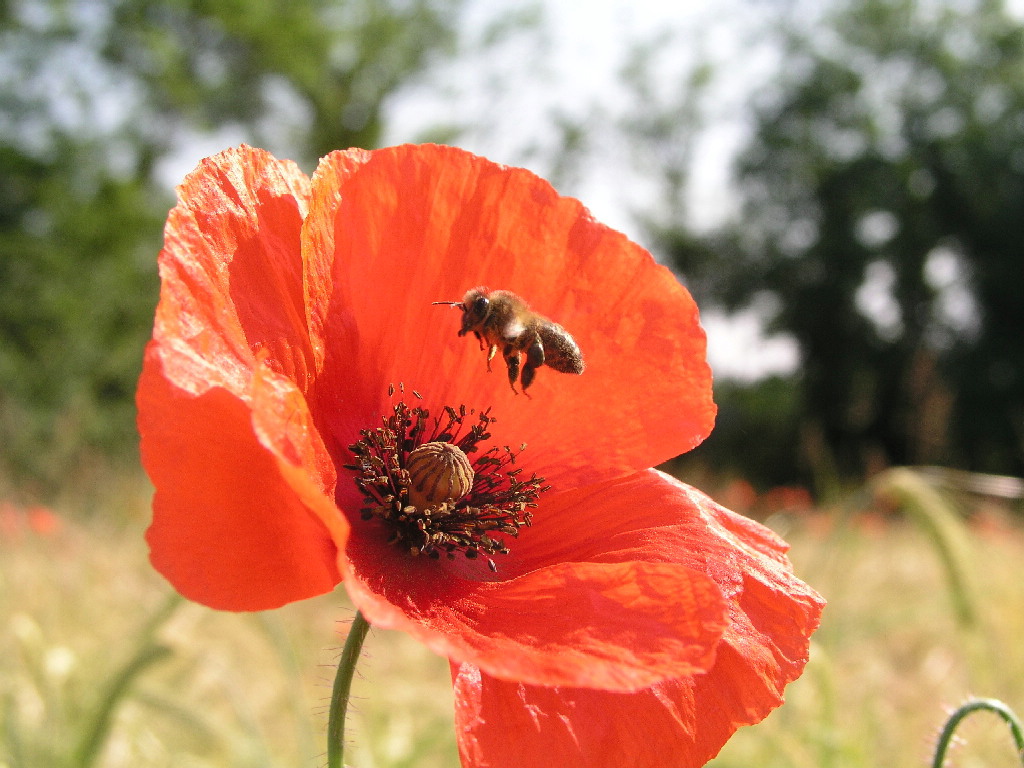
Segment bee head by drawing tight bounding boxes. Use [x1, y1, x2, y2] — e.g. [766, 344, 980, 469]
[458, 287, 491, 336]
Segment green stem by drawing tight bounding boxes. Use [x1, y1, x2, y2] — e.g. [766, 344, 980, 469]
[327, 610, 371, 768]
[931, 698, 1024, 768]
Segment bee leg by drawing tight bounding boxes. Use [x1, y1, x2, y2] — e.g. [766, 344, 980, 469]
[520, 337, 545, 392]
[473, 330, 486, 352]
[486, 343, 498, 372]
[503, 346, 522, 393]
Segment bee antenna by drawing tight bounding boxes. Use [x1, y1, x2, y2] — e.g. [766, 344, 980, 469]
[432, 300, 460, 306]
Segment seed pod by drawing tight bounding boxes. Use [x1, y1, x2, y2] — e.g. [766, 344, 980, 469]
[406, 441, 475, 509]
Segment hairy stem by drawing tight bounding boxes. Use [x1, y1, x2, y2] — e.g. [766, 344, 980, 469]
[327, 610, 371, 768]
[931, 698, 1024, 768]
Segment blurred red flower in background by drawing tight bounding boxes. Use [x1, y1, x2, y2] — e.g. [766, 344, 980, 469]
[0, 501, 62, 540]
[137, 144, 824, 767]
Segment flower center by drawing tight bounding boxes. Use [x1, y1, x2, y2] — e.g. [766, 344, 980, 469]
[405, 441, 475, 509]
[346, 389, 548, 572]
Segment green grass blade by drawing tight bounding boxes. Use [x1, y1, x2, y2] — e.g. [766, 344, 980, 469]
[870, 468, 979, 627]
[70, 592, 182, 768]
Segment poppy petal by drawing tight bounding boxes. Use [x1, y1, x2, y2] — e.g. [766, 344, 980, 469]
[448, 659, 747, 768]
[308, 144, 715, 489]
[449, 487, 823, 768]
[339, 471, 748, 690]
[342, 533, 727, 691]
[502, 470, 813, 597]
[153, 144, 315, 395]
[248, 360, 348, 547]
[139, 145, 347, 608]
[301, 147, 374, 377]
[139, 355, 341, 610]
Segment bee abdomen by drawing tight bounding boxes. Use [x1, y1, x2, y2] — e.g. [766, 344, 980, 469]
[538, 323, 584, 374]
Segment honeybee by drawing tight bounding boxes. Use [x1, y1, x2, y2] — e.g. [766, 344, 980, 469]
[434, 287, 585, 393]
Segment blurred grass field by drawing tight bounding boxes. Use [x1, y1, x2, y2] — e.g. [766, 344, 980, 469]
[2, 472, 1023, 768]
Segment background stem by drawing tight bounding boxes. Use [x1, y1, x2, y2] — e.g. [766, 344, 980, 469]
[931, 698, 1024, 768]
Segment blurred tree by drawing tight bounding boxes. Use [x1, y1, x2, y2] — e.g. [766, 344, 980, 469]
[0, 0, 464, 490]
[652, 0, 1024, 482]
[0, 138, 162, 488]
[102, 0, 462, 166]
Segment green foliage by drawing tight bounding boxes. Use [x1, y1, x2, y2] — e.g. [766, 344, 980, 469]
[0, 140, 163, 487]
[0, 0, 465, 490]
[656, 0, 1024, 481]
[681, 376, 806, 490]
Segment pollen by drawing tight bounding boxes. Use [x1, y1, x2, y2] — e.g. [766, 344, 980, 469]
[345, 392, 549, 572]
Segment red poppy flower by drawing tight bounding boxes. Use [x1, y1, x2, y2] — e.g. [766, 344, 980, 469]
[138, 143, 824, 766]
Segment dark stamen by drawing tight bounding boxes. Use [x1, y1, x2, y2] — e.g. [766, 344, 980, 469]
[348, 397, 545, 572]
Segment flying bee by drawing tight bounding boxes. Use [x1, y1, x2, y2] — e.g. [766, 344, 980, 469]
[433, 287, 585, 394]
